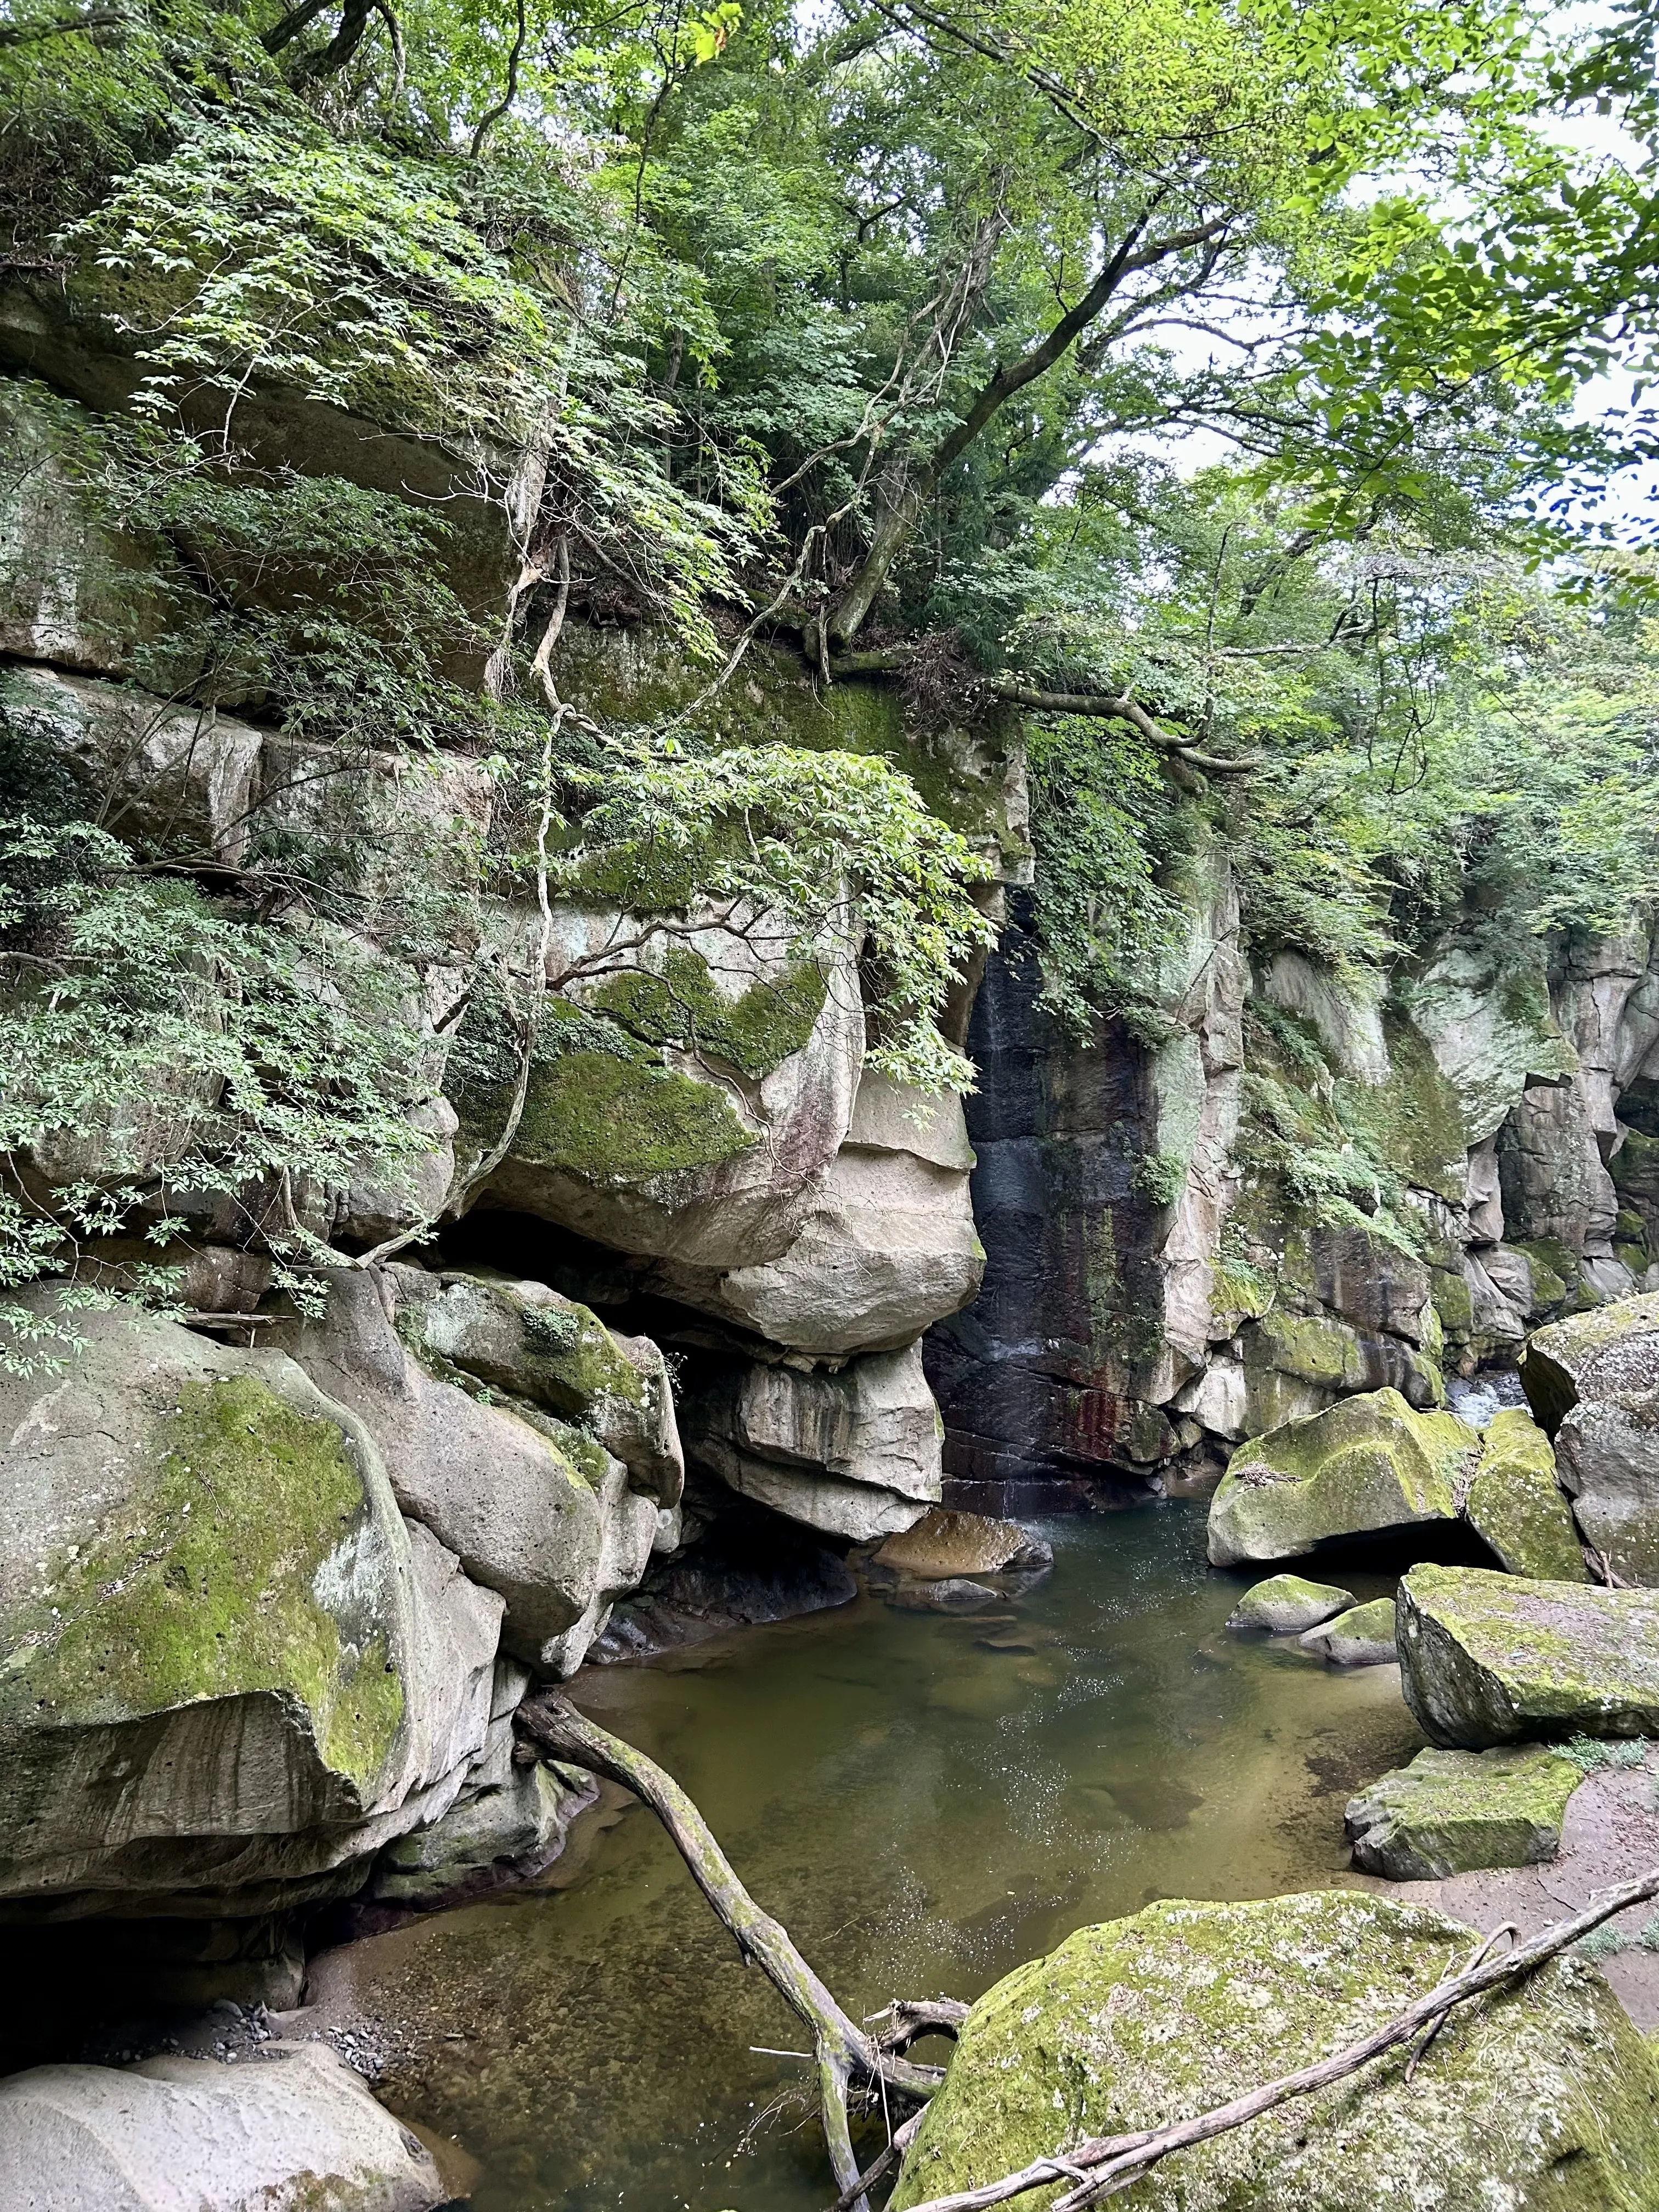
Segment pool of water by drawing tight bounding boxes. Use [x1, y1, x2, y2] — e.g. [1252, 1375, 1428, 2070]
[326, 1502, 1425, 2210]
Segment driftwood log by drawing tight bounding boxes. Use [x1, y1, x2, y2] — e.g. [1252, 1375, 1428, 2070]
[518, 1691, 1659, 2212]
[516, 1691, 951, 2211]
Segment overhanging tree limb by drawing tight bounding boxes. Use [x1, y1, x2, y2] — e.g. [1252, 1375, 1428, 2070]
[825, 652, 1261, 775]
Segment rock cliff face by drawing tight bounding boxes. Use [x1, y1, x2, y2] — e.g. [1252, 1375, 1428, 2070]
[930, 857, 1659, 1496]
[0, 357, 1022, 1948]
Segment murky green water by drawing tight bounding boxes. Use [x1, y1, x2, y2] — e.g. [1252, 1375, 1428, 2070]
[328, 1503, 1425, 2210]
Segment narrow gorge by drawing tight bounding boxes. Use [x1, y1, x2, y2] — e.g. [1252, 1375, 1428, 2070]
[7, 0, 1659, 2203]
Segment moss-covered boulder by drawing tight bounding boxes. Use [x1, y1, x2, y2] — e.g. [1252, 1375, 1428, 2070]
[1521, 1289, 1659, 1434]
[1299, 1596, 1398, 1665]
[391, 1264, 682, 1504]
[1521, 1291, 1659, 1584]
[1346, 1745, 1582, 1879]
[1225, 1573, 1355, 1634]
[1462, 1407, 1589, 1581]
[0, 1304, 503, 1915]
[1398, 1564, 1659, 1747]
[294, 1270, 666, 1674]
[1207, 1389, 1476, 1567]
[891, 1890, 1659, 2212]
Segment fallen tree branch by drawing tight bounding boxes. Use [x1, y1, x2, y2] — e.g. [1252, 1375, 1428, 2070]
[516, 1692, 946, 2210]
[896, 1863, 1659, 2212]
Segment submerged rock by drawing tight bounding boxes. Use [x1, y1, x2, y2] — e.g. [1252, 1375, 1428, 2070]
[872, 1508, 1052, 1581]
[1398, 1564, 1659, 1747]
[0, 2040, 445, 2210]
[1523, 1291, 1659, 1583]
[891, 1890, 1659, 2211]
[1346, 1745, 1582, 1880]
[885, 1577, 1000, 1611]
[1299, 1596, 1398, 1666]
[1460, 1407, 1588, 1581]
[0, 1304, 501, 1916]
[1225, 1572, 1355, 1634]
[1206, 1388, 1475, 1567]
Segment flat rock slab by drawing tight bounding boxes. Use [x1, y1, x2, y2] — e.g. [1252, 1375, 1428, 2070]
[873, 1508, 1052, 1581]
[1361, 1749, 1659, 2033]
[885, 1577, 1000, 1611]
[1226, 1573, 1356, 1634]
[1347, 1745, 1582, 1880]
[1399, 1565, 1659, 1747]
[1299, 1596, 1398, 1666]
[0, 2040, 445, 2210]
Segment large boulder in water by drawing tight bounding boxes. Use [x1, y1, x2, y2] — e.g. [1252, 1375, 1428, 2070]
[0, 2040, 445, 2210]
[1206, 1389, 1475, 1566]
[891, 1891, 1659, 2212]
[1398, 1563, 1659, 1747]
[0, 1304, 502, 1917]
[1522, 1290, 1659, 1583]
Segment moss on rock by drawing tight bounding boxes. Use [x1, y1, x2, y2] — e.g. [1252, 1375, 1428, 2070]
[589, 949, 827, 1081]
[1226, 1573, 1356, 1634]
[2, 1375, 405, 1792]
[1398, 1564, 1659, 1748]
[1299, 1595, 1398, 1665]
[508, 1048, 756, 1186]
[891, 1890, 1659, 2211]
[1463, 1408, 1588, 1581]
[1346, 1745, 1582, 1880]
[1207, 1387, 1476, 1567]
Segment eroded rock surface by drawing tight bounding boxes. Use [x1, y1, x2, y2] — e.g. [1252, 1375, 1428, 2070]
[1524, 1291, 1659, 1582]
[684, 1342, 941, 1540]
[1299, 1596, 1398, 1666]
[892, 1891, 1659, 2211]
[0, 1304, 501, 1915]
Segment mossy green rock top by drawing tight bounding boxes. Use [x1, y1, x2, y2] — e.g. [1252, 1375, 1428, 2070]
[1226, 1573, 1356, 1634]
[1346, 1745, 1582, 1880]
[1207, 1388, 1477, 1567]
[1398, 1564, 1659, 1748]
[891, 1890, 1659, 2211]
[1462, 1407, 1588, 1581]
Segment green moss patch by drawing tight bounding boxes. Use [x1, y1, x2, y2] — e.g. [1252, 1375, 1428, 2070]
[893, 1890, 1659, 2211]
[590, 948, 826, 1081]
[507, 1048, 755, 1186]
[3, 1376, 405, 1793]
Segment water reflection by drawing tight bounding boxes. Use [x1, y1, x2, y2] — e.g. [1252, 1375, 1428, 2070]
[341, 1501, 1424, 2210]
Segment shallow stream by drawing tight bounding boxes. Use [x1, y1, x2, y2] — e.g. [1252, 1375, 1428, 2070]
[329, 1502, 1426, 2209]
